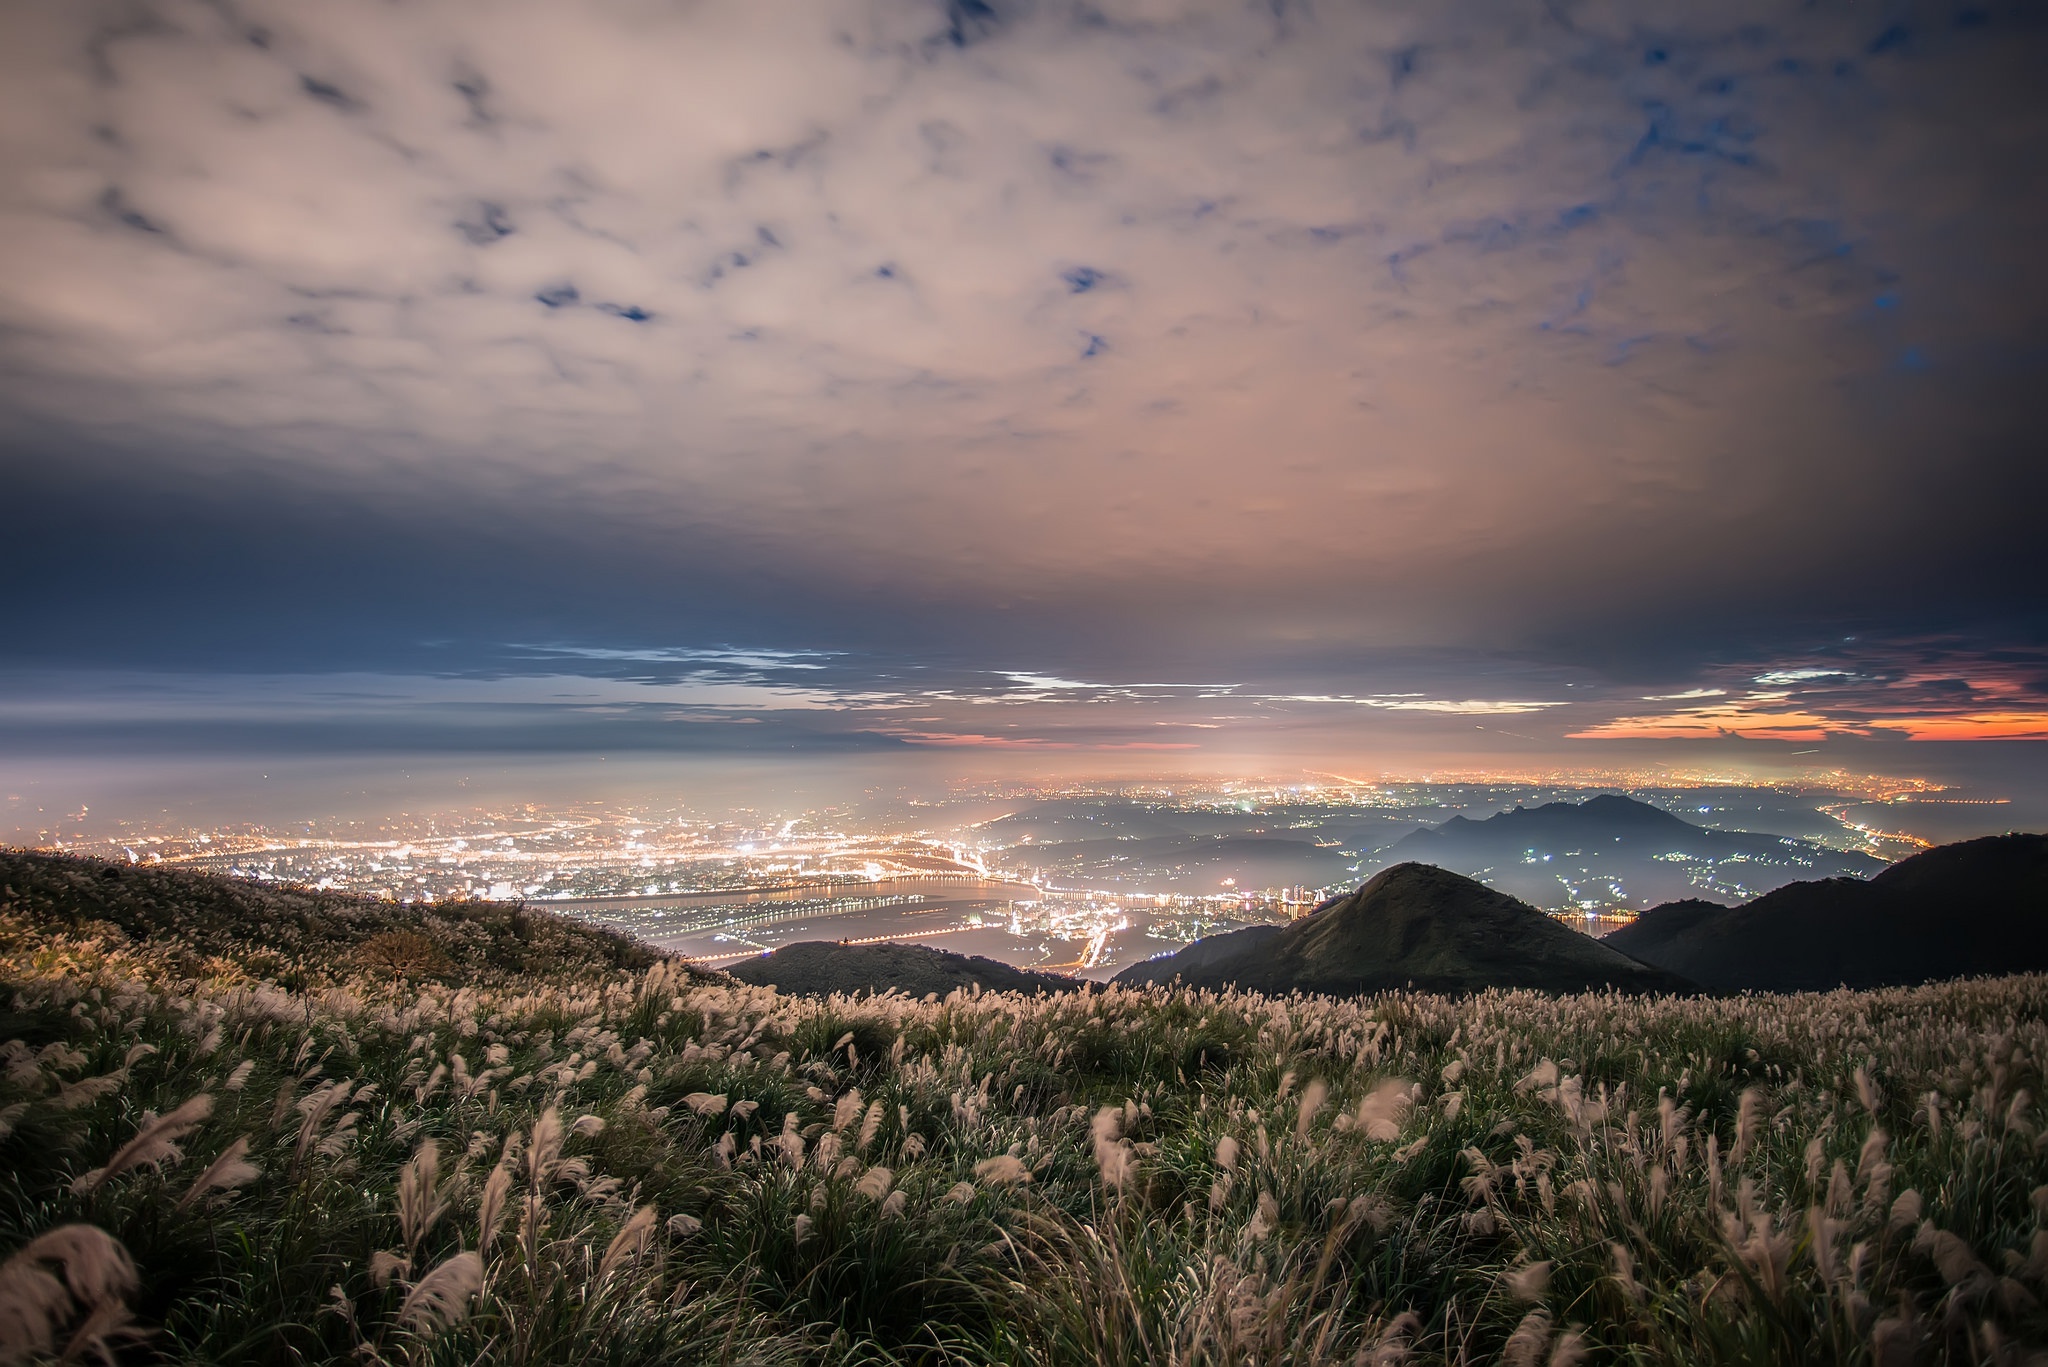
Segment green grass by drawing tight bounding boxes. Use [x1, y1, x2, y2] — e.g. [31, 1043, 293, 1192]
[3, 862, 2047, 1363]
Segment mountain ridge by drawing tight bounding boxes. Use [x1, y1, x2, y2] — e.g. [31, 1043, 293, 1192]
[1367, 794, 1886, 911]
[1113, 862, 1690, 996]
[1603, 832, 2048, 991]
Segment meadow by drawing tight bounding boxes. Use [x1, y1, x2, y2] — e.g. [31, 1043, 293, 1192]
[3, 872, 2046, 1365]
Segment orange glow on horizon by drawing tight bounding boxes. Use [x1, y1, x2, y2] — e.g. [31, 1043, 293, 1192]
[1866, 712, 2048, 741]
[1570, 704, 1844, 742]
[1575, 704, 2048, 742]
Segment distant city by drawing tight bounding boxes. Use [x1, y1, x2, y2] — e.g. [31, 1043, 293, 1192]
[26, 773, 1963, 980]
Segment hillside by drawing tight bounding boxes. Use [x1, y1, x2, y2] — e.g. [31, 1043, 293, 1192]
[1368, 794, 1886, 910]
[725, 939, 1082, 998]
[0, 847, 669, 989]
[3, 845, 2046, 1363]
[1605, 831, 2048, 992]
[1112, 863, 1690, 995]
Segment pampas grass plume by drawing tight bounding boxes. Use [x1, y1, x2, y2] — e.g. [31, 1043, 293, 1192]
[73, 1093, 214, 1195]
[974, 1155, 1029, 1186]
[178, 1136, 259, 1209]
[598, 1207, 657, 1281]
[397, 1252, 483, 1335]
[477, 1163, 514, 1252]
[0, 1225, 140, 1364]
[1506, 1259, 1552, 1302]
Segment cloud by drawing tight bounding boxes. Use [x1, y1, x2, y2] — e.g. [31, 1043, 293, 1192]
[510, 645, 840, 672]
[0, 0, 2043, 737]
[1574, 636, 2048, 741]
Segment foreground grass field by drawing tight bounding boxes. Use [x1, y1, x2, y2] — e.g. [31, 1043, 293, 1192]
[3, 873, 2046, 1363]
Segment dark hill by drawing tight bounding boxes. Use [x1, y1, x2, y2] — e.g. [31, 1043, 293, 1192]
[1375, 794, 1885, 911]
[1403, 794, 1696, 845]
[1603, 833, 2048, 991]
[0, 847, 670, 989]
[1112, 863, 1690, 996]
[726, 940, 1082, 998]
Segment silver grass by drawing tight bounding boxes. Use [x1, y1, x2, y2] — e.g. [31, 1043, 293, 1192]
[1505, 1259, 1551, 1302]
[1090, 1108, 1131, 1190]
[1919, 1227, 1989, 1287]
[52, 1294, 143, 1367]
[1356, 1079, 1411, 1142]
[1609, 1243, 1645, 1304]
[1546, 1327, 1589, 1367]
[369, 1251, 411, 1290]
[1803, 1135, 1826, 1188]
[292, 1081, 351, 1168]
[0, 1253, 73, 1362]
[51, 1074, 125, 1112]
[777, 1114, 805, 1169]
[0, 1225, 139, 1366]
[1503, 1310, 1551, 1367]
[477, 1163, 513, 1252]
[177, 1136, 260, 1209]
[597, 1206, 658, 1282]
[72, 1093, 214, 1194]
[1294, 1078, 1328, 1141]
[974, 1155, 1030, 1186]
[525, 1108, 565, 1186]
[1856, 1127, 1889, 1184]
[1214, 1135, 1239, 1171]
[1732, 1086, 1761, 1163]
[1825, 1160, 1854, 1218]
[1363, 1310, 1421, 1367]
[396, 1252, 483, 1335]
[1870, 1312, 1921, 1367]
[397, 1142, 449, 1252]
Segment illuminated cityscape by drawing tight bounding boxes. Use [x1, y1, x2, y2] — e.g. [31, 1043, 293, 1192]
[24, 772, 1965, 979]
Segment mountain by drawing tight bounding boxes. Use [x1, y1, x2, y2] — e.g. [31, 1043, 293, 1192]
[1111, 863, 1690, 996]
[1368, 794, 1887, 911]
[0, 848, 669, 988]
[1603, 832, 2048, 992]
[726, 939, 1083, 998]
[1004, 833, 1358, 896]
[979, 798, 1417, 849]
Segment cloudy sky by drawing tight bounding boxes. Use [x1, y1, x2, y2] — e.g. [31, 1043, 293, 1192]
[1, 0, 2044, 770]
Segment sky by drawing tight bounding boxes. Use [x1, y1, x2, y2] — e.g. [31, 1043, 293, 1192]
[1, 0, 2044, 789]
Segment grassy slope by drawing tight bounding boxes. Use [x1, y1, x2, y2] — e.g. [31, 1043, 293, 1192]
[2, 851, 2047, 1364]
[0, 849, 668, 991]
